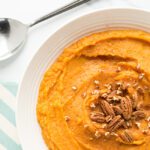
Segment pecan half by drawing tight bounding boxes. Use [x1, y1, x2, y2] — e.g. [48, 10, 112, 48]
[107, 115, 124, 132]
[121, 97, 132, 120]
[100, 100, 115, 117]
[131, 93, 138, 109]
[121, 82, 129, 91]
[113, 106, 122, 115]
[143, 104, 150, 110]
[132, 110, 146, 120]
[119, 131, 133, 143]
[106, 91, 116, 102]
[90, 112, 105, 123]
[122, 121, 128, 129]
[112, 119, 124, 132]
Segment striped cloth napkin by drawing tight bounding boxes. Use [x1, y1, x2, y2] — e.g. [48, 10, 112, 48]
[0, 83, 22, 150]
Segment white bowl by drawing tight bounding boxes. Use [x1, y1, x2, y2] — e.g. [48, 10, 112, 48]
[17, 8, 150, 150]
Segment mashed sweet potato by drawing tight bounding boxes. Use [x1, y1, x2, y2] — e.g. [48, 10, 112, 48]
[37, 30, 150, 150]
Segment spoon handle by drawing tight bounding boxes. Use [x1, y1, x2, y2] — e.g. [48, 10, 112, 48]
[29, 0, 91, 27]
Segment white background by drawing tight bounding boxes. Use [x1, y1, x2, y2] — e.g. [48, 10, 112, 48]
[0, 0, 150, 83]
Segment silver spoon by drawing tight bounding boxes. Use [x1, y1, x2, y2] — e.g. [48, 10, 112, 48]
[0, 0, 91, 61]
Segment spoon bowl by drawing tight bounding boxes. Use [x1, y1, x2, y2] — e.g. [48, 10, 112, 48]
[0, 18, 28, 61]
[0, 0, 91, 61]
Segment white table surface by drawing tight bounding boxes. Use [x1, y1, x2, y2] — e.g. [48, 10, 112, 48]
[0, 0, 150, 83]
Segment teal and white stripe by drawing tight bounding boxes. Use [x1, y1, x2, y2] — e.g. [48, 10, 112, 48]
[0, 83, 22, 150]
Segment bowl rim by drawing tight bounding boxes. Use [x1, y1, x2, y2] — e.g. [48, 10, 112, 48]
[16, 7, 150, 149]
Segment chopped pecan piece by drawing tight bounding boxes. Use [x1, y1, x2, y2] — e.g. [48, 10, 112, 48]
[90, 103, 96, 109]
[100, 100, 115, 117]
[81, 92, 87, 98]
[95, 130, 101, 138]
[106, 90, 116, 99]
[104, 132, 110, 137]
[111, 132, 118, 137]
[107, 95, 122, 103]
[127, 121, 132, 128]
[105, 115, 112, 123]
[137, 87, 144, 95]
[91, 89, 100, 95]
[119, 131, 133, 143]
[116, 82, 122, 87]
[135, 122, 141, 129]
[142, 129, 149, 135]
[123, 120, 132, 129]
[116, 90, 123, 95]
[95, 85, 100, 89]
[94, 80, 100, 85]
[90, 112, 105, 123]
[104, 84, 112, 90]
[132, 110, 146, 120]
[136, 101, 143, 110]
[113, 106, 122, 115]
[146, 116, 150, 122]
[100, 93, 108, 99]
[136, 64, 141, 70]
[133, 82, 138, 88]
[116, 67, 121, 72]
[107, 115, 124, 132]
[139, 73, 145, 80]
[121, 97, 132, 120]
[64, 116, 70, 122]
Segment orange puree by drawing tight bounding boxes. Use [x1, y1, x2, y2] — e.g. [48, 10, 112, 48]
[37, 30, 150, 150]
